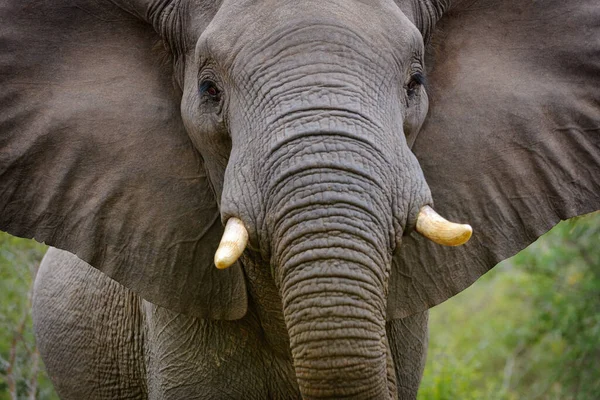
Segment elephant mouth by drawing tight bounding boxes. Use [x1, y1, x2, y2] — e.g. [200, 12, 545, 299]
[213, 207, 472, 270]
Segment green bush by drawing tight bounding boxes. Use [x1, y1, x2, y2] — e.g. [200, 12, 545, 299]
[0, 235, 55, 400]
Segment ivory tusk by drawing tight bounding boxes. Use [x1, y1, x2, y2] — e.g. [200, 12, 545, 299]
[416, 205, 472, 246]
[214, 218, 249, 269]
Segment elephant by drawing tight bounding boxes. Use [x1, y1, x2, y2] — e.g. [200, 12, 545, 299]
[1, 0, 599, 398]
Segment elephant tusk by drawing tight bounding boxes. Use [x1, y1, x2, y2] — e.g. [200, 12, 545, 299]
[214, 218, 249, 269]
[416, 205, 472, 246]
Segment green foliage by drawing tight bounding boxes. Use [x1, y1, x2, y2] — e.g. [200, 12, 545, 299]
[420, 212, 600, 400]
[0, 234, 56, 400]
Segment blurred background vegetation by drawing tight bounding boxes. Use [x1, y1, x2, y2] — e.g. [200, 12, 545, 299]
[0, 235, 54, 400]
[420, 212, 600, 400]
[0, 212, 598, 399]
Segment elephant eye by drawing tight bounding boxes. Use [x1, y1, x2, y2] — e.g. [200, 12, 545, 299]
[407, 72, 426, 98]
[199, 80, 221, 101]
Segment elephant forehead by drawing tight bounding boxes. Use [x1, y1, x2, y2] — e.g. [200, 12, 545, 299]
[197, 0, 421, 68]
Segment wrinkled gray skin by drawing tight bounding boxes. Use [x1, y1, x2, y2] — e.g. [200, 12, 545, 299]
[1, 0, 598, 398]
[34, 248, 428, 399]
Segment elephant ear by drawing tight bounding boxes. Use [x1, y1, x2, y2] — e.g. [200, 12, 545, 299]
[0, 0, 247, 319]
[388, 0, 600, 319]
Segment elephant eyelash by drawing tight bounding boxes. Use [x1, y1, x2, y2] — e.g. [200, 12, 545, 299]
[411, 72, 426, 86]
[406, 72, 426, 97]
[199, 80, 222, 101]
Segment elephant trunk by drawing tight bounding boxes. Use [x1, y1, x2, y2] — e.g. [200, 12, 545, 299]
[266, 142, 398, 398]
[274, 205, 394, 399]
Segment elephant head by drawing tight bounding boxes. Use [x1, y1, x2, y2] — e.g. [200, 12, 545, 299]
[1, 0, 599, 398]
